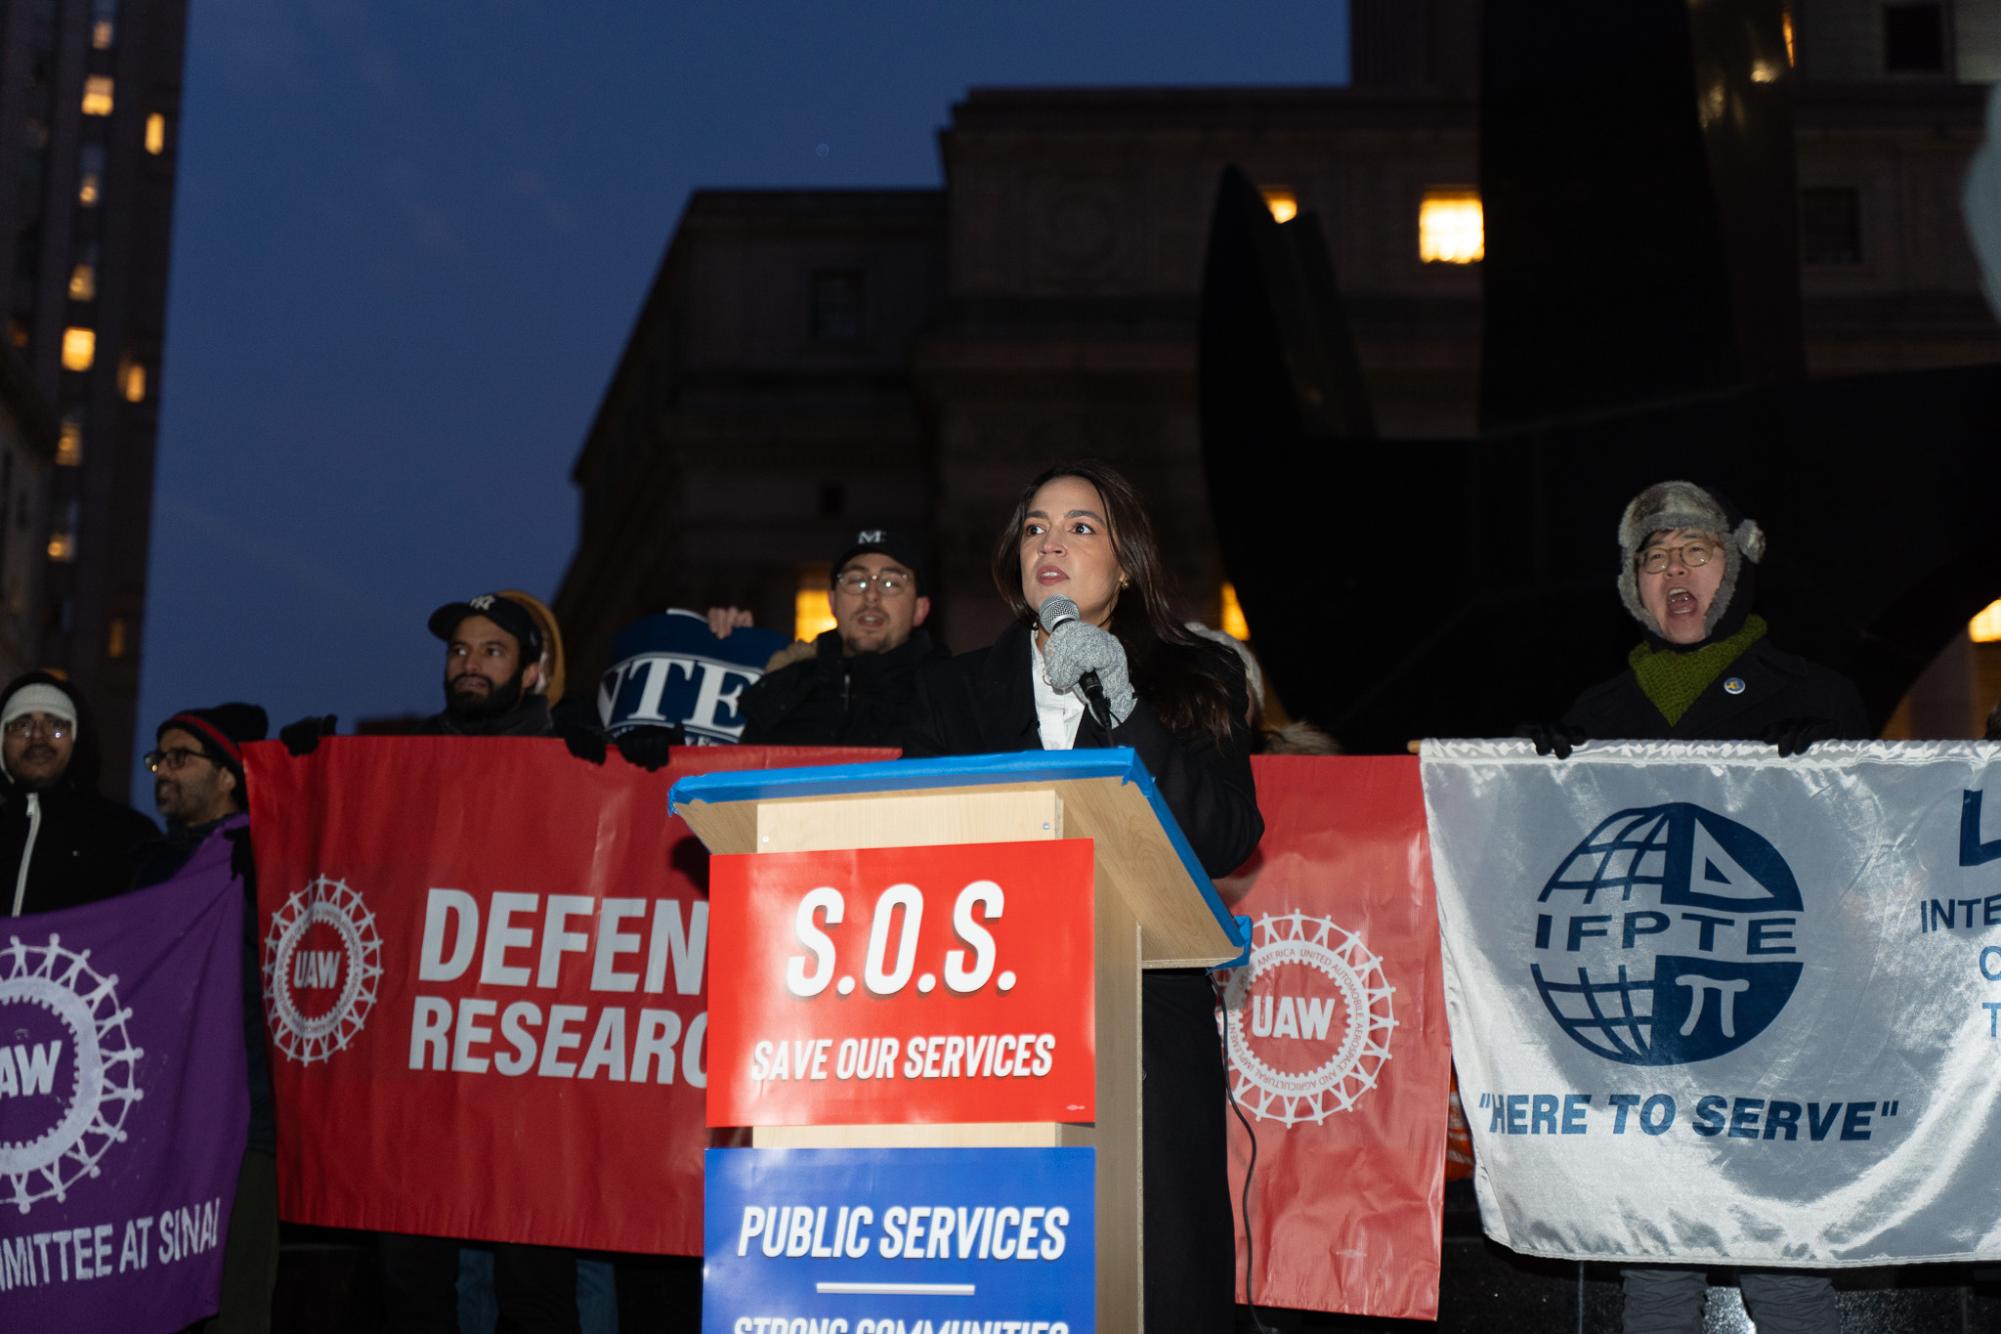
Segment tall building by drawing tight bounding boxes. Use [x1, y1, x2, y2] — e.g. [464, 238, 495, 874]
[555, 3, 1998, 720]
[0, 342, 54, 682]
[0, 0, 187, 785]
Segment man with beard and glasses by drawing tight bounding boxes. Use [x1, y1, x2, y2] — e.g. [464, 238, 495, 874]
[134, 704, 279, 1334]
[0, 670, 156, 917]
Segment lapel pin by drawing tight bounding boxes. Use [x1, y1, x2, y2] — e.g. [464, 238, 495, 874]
[1724, 677, 1746, 695]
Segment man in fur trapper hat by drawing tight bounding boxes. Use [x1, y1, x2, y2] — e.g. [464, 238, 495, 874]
[1530, 479, 1868, 756]
[1528, 482, 1867, 1332]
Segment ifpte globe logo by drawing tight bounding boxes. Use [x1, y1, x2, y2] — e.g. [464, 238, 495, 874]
[264, 876, 383, 1065]
[0, 935, 141, 1213]
[1532, 803, 1803, 1065]
[1220, 909, 1395, 1125]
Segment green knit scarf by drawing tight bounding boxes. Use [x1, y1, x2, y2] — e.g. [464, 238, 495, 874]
[1628, 615, 1768, 726]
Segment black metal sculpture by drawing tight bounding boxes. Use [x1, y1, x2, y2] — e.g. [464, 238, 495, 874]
[1200, 0, 2001, 754]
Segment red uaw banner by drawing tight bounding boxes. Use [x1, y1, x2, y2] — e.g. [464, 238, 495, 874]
[244, 738, 890, 1255]
[707, 840, 1096, 1126]
[1215, 754, 1451, 1321]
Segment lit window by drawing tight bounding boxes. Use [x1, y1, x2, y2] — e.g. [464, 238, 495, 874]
[1261, 188, 1299, 225]
[68, 264, 95, 300]
[795, 585, 837, 642]
[61, 327, 95, 371]
[92, 18, 113, 48]
[120, 360, 145, 402]
[79, 143, 105, 205]
[46, 532, 75, 562]
[1419, 190, 1485, 264]
[106, 617, 127, 658]
[57, 416, 83, 466]
[81, 76, 114, 116]
[1972, 600, 2001, 643]
[145, 113, 166, 155]
[1220, 583, 1251, 641]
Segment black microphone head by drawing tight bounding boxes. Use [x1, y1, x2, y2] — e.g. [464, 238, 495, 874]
[1037, 596, 1081, 633]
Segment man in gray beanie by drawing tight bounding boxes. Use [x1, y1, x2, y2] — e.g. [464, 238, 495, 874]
[1528, 482, 1867, 1331]
[0, 670, 156, 916]
[1530, 479, 1868, 756]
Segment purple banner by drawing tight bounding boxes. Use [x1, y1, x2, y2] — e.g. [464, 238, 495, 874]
[0, 829, 249, 1331]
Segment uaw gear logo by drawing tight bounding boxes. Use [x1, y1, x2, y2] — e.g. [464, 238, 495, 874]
[264, 876, 383, 1064]
[0, 934, 141, 1213]
[1532, 802, 1804, 1066]
[1219, 909, 1395, 1126]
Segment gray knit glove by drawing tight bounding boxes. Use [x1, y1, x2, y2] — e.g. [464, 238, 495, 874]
[1043, 621, 1137, 727]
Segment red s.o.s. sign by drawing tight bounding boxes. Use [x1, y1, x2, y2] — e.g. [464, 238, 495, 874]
[706, 839, 1096, 1128]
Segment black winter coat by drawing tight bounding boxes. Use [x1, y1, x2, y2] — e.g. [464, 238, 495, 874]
[1, 671, 157, 917]
[742, 628, 946, 749]
[902, 621, 1260, 1333]
[1561, 637, 1871, 743]
[901, 622, 1262, 876]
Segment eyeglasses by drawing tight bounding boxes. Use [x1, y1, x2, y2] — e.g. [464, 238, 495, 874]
[4, 715, 71, 740]
[1636, 540, 1719, 575]
[834, 571, 912, 598]
[143, 747, 211, 773]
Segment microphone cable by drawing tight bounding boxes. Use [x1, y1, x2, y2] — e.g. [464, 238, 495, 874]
[1216, 971, 1280, 1334]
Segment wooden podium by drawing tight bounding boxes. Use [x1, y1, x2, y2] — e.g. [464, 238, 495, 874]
[672, 749, 1248, 1331]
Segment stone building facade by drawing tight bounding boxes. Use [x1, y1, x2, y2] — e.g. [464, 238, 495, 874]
[556, 8, 1999, 706]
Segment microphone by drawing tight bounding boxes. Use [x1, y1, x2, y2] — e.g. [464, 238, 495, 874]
[1036, 596, 1112, 726]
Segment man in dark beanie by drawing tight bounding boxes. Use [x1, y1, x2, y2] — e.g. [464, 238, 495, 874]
[1527, 481, 1865, 1332]
[0, 670, 156, 916]
[134, 701, 277, 1334]
[147, 703, 267, 832]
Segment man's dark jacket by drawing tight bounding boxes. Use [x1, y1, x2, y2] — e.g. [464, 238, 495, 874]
[741, 627, 946, 748]
[0, 670, 157, 917]
[1561, 638, 1870, 742]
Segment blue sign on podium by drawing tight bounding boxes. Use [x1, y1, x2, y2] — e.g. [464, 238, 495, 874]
[703, 1147, 1096, 1334]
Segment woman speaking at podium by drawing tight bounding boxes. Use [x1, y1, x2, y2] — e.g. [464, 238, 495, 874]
[903, 460, 1264, 1333]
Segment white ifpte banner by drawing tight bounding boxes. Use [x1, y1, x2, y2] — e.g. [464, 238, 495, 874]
[1421, 739, 2001, 1267]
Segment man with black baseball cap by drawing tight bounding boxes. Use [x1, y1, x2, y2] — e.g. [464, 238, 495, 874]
[425, 592, 557, 734]
[724, 527, 947, 746]
[378, 592, 600, 1331]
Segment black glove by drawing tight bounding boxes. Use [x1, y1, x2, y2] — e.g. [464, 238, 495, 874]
[562, 726, 608, 765]
[614, 724, 683, 772]
[224, 824, 257, 886]
[279, 714, 337, 756]
[1761, 716, 1836, 758]
[1515, 721, 1587, 760]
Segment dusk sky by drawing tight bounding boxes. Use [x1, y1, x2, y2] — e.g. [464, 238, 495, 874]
[133, 0, 1350, 799]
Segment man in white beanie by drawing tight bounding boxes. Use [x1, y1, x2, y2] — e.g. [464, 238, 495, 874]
[0, 670, 157, 916]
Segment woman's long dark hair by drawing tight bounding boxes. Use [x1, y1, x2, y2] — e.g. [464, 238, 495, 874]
[991, 461, 1241, 744]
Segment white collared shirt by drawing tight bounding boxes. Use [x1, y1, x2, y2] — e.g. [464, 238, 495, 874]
[1029, 633, 1086, 752]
